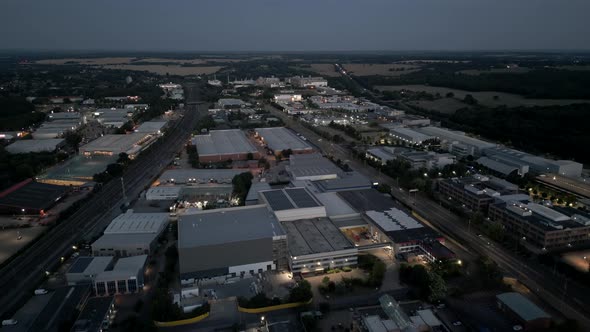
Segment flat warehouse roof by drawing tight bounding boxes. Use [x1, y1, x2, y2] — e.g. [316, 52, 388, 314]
[497, 292, 550, 321]
[104, 212, 168, 234]
[80, 133, 148, 152]
[338, 189, 397, 212]
[178, 205, 285, 248]
[92, 233, 158, 248]
[5, 138, 65, 154]
[192, 129, 258, 156]
[282, 218, 353, 256]
[135, 121, 167, 133]
[256, 127, 312, 152]
[67, 256, 113, 274]
[289, 153, 341, 178]
[159, 169, 243, 184]
[261, 187, 322, 211]
[0, 179, 67, 211]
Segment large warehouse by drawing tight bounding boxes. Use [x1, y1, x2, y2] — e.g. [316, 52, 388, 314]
[94, 255, 148, 296]
[66, 256, 114, 285]
[0, 179, 68, 215]
[259, 187, 327, 221]
[282, 218, 357, 274]
[192, 129, 260, 163]
[255, 127, 314, 154]
[92, 211, 168, 257]
[288, 153, 340, 181]
[178, 205, 288, 281]
[5, 138, 66, 154]
[79, 133, 155, 159]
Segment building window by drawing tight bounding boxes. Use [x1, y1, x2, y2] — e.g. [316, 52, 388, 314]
[96, 282, 106, 296]
[117, 280, 127, 293]
[127, 279, 137, 293]
[107, 281, 117, 295]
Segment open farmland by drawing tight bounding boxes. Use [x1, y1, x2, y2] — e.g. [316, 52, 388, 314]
[407, 98, 469, 114]
[36, 57, 137, 65]
[377, 84, 590, 111]
[343, 63, 421, 76]
[457, 67, 531, 75]
[102, 64, 222, 76]
[307, 63, 341, 77]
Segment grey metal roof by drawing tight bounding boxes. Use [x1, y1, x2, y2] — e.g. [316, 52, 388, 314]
[178, 205, 284, 248]
[314, 172, 373, 192]
[104, 212, 168, 234]
[5, 139, 65, 154]
[192, 129, 258, 157]
[260, 187, 322, 211]
[95, 255, 147, 282]
[496, 292, 550, 322]
[284, 188, 320, 208]
[245, 182, 271, 202]
[288, 153, 341, 179]
[255, 127, 312, 152]
[91, 233, 158, 248]
[282, 218, 353, 256]
[68, 257, 94, 273]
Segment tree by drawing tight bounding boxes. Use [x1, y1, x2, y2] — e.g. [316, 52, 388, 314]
[117, 152, 130, 165]
[258, 157, 270, 170]
[445, 92, 455, 98]
[106, 163, 124, 177]
[65, 132, 82, 150]
[289, 280, 312, 302]
[231, 172, 254, 205]
[246, 152, 254, 160]
[463, 94, 478, 105]
[281, 149, 293, 159]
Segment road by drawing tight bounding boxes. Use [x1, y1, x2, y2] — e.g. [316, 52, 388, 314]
[0, 82, 206, 319]
[264, 104, 590, 329]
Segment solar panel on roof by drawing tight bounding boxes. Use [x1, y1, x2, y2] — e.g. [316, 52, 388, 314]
[68, 257, 94, 273]
[262, 190, 295, 211]
[286, 188, 319, 208]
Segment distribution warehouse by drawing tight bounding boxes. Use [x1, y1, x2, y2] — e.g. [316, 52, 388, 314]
[192, 129, 259, 163]
[178, 205, 288, 280]
[91, 211, 168, 257]
[255, 127, 313, 154]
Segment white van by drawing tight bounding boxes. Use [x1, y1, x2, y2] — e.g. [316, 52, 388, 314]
[2, 319, 18, 326]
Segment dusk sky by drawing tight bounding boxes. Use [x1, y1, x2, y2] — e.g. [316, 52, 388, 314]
[1, 0, 589, 51]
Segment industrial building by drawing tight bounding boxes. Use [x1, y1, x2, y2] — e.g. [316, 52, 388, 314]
[289, 76, 328, 88]
[364, 208, 450, 262]
[397, 151, 456, 170]
[245, 181, 271, 205]
[94, 255, 148, 296]
[483, 146, 583, 178]
[282, 218, 357, 274]
[365, 147, 409, 166]
[37, 154, 117, 186]
[273, 94, 302, 103]
[94, 108, 133, 128]
[192, 129, 259, 163]
[496, 292, 551, 330]
[145, 186, 182, 201]
[415, 126, 496, 157]
[488, 196, 590, 250]
[388, 127, 433, 145]
[288, 153, 341, 181]
[312, 172, 373, 192]
[0, 178, 67, 215]
[259, 187, 327, 221]
[177, 205, 288, 280]
[255, 127, 314, 154]
[217, 98, 250, 109]
[135, 120, 167, 135]
[91, 211, 168, 257]
[79, 133, 156, 158]
[158, 169, 243, 185]
[66, 256, 114, 285]
[5, 138, 66, 154]
[438, 174, 519, 212]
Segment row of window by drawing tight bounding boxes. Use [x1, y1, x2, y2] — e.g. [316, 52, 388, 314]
[95, 279, 138, 296]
